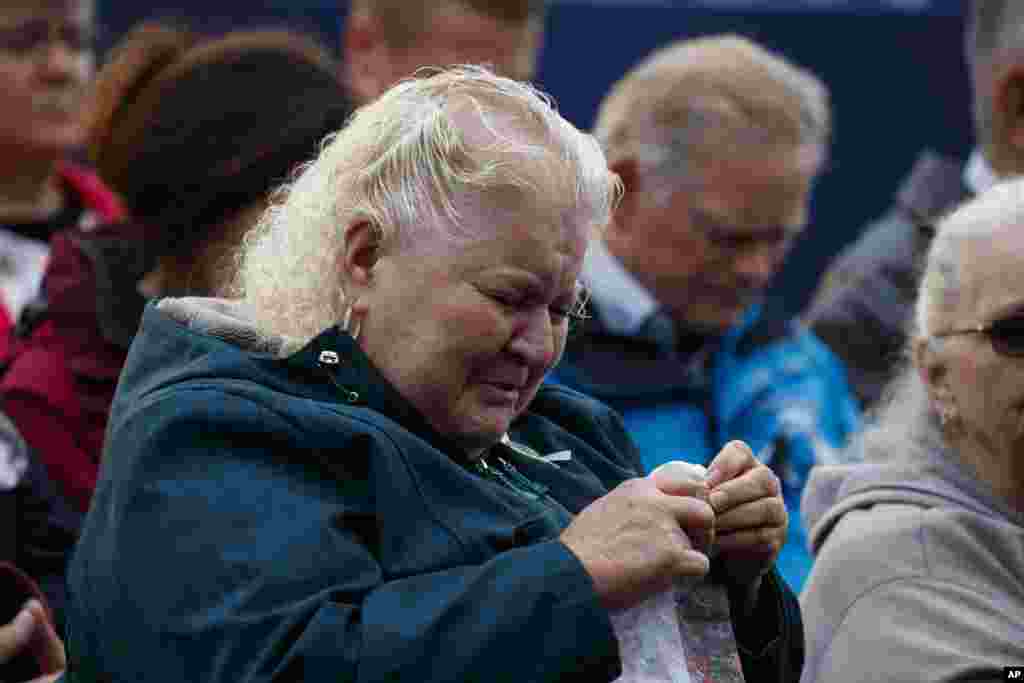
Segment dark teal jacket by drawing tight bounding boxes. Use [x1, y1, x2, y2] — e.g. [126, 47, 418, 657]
[65, 299, 802, 682]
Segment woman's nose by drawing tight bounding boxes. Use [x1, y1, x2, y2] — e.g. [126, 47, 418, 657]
[506, 307, 556, 368]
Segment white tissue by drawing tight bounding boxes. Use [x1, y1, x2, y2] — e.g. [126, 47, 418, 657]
[611, 585, 694, 683]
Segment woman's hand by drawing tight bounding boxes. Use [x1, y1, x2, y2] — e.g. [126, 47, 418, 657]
[560, 475, 714, 612]
[706, 441, 787, 591]
[0, 599, 66, 680]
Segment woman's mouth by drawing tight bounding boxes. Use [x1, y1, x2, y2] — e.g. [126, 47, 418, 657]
[478, 382, 522, 404]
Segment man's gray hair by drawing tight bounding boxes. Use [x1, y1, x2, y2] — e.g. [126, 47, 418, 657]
[966, 0, 1024, 145]
[594, 35, 830, 186]
[233, 65, 619, 343]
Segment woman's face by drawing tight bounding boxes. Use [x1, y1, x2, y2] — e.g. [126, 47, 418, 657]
[932, 235, 1024, 486]
[356, 193, 589, 456]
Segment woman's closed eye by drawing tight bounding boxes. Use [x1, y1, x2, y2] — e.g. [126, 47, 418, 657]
[485, 289, 582, 322]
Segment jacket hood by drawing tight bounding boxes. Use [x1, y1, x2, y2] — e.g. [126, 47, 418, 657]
[155, 297, 303, 357]
[112, 297, 312, 415]
[803, 429, 1024, 554]
[113, 297, 506, 466]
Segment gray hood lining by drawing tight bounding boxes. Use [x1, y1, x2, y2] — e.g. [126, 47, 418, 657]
[155, 297, 307, 359]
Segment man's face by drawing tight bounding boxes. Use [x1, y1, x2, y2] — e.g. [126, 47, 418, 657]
[621, 146, 818, 333]
[0, 0, 94, 159]
[350, 4, 541, 103]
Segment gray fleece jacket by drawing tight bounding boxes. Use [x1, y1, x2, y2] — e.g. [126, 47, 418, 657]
[799, 436, 1024, 683]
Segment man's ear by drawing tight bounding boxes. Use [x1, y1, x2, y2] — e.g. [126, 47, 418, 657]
[914, 336, 955, 413]
[342, 10, 387, 104]
[338, 220, 382, 289]
[607, 158, 641, 235]
[992, 63, 1024, 168]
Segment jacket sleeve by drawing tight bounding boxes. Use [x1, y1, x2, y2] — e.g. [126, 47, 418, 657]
[803, 211, 921, 408]
[802, 577, 1013, 683]
[729, 569, 804, 683]
[67, 389, 621, 683]
[2, 360, 98, 514]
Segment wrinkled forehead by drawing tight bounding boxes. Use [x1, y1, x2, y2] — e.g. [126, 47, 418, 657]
[0, 0, 93, 23]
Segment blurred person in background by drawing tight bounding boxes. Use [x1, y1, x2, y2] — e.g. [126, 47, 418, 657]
[341, 0, 544, 104]
[807, 0, 1024, 410]
[0, 21, 354, 633]
[0, 0, 120, 645]
[551, 35, 860, 593]
[64, 65, 802, 683]
[801, 179, 1024, 682]
[0, 0, 122, 339]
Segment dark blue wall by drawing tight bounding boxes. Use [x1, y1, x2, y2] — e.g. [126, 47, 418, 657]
[99, 2, 972, 317]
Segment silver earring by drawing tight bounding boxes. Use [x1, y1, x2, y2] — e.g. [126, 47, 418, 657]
[342, 304, 362, 341]
[939, 405, 959, 428]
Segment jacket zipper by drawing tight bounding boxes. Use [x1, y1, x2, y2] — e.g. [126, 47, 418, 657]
[473, 454, 547, 502]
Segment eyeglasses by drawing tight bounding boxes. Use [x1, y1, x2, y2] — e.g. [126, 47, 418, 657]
[933, 313, 1024, 357]
[0, 19, 96, 58]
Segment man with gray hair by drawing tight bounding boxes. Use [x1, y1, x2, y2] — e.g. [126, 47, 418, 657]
[806, 0, 1024, 409]
[340, 0, 545, 105]
[551, 35, 861, 593]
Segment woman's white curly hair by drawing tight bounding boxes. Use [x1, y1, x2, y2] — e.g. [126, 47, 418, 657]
[232, 64, 620, 342]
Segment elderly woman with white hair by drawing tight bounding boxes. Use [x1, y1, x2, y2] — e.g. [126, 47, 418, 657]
[800, 178, 1024, 682]
[62, 66, 800, 682]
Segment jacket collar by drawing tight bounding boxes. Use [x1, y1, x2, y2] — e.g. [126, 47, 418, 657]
[963, 149, 999, 197]
[283, 325, 484, 463]
[155, 297, 491, 465]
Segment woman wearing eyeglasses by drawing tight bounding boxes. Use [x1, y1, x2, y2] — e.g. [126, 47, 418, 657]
[799, 178, 1024, 682]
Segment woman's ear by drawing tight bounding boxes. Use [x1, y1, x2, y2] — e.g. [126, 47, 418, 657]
[338, 220, 382, 288]
[914, 336, 955, 415]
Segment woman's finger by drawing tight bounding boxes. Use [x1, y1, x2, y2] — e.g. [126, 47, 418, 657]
[0, 601, 38, 663]
[25, 601, 65, 673]
[706, 441, 757, 488]
[708, 464, 781, 515]
[715, 497, 788, 534]
[715, 526, 785, 557]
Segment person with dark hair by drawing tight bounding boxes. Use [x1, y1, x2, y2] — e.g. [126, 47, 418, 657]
[0, 21, 355, 637]
[341, 0, 545, 104]
[0, 0, 123, 340]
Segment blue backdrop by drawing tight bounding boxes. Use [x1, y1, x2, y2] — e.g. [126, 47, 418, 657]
[99, 1, 973, 317]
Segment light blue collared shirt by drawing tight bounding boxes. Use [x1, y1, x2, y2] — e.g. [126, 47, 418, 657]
[580, 239, 658, 337]
[964, 149, 1000, 195]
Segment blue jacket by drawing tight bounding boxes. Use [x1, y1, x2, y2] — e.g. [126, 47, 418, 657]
[551, 305, 861, 591]
[64, 299, 803, 683]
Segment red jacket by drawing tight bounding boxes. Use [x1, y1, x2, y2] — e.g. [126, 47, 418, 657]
[1, 162, 127, 513]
